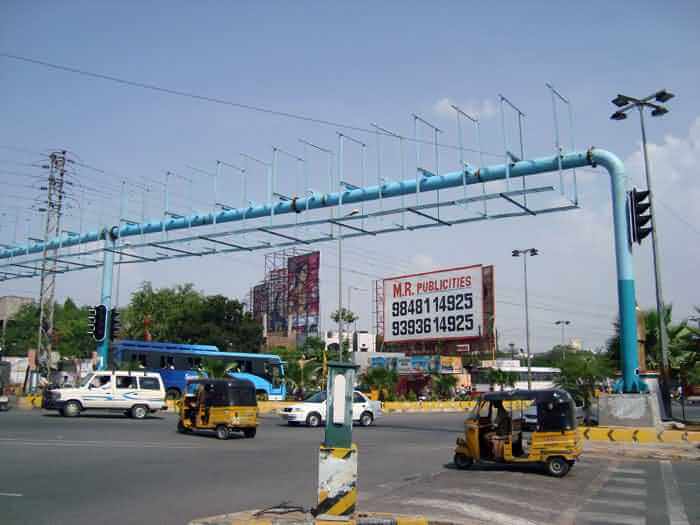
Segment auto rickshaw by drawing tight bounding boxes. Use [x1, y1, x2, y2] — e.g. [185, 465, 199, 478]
[454, 389, 582, 477]
[177, 378, 258, 439]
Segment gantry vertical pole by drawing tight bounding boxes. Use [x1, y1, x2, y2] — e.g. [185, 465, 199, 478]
[97, 230, 115, 370]
[595, 150, 642, 392]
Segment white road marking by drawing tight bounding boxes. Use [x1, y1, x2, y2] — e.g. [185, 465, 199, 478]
[603, 486, 647, 497]
[406, 498, 539, 525]
[611, 467, 646, 475]
[609, 477, 647, 485]
[438, 488, 559, 514]
[586, 497, 645, 511]
[0, 492, 23, 497]
[575, 510, 645, 525]
[660, 460, 690, 525]
[0, 438, 202, 450]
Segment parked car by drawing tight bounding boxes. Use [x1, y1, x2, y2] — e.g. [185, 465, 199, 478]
[0, 394, 9, 411]
[279, 390, 381, 427]
[43, 371, 167, 418]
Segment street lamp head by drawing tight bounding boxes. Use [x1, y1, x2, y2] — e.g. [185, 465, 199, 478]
[612, 94, 631, 108]
[654, 89, 674, 103]
[610, 111, 628, 121]
[346, 208, 360, 217]
[529, 248, 539, 256]
[511, 250, 520, 257]
[651, 106, 669, 117]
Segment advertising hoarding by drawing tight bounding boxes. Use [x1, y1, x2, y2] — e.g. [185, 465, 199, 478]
[287, 251, 320, 335]
[383, 265, 483, 344]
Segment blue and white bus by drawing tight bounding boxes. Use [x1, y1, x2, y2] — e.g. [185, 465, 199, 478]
[113, 340, 286, 400]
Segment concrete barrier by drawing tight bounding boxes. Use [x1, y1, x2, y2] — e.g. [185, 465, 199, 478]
[580, 426, 700, 444]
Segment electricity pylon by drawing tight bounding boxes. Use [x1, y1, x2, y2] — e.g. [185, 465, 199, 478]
[36, 151, 67, 374]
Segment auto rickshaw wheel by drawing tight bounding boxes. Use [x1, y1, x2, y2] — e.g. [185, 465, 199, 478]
[545, 456, 570, 478]
[215, 424, 229, 440]
[177, 420, 189, 434]
[243, 428, 256, 439]
[454, 453, 473, 470]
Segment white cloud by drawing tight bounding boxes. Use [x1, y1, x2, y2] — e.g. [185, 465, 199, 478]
[624, 116, 700, 225]
[433, 97, 498, 120]
[410, 253, 436, 272]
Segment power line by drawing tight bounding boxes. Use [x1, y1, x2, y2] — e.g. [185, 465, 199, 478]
[0, 52, 500, 157]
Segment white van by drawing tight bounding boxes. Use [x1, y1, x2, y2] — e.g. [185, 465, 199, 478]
[44, 371, 167, 419]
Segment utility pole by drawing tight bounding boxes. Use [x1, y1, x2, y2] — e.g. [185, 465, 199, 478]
[37, 151, 67, 375]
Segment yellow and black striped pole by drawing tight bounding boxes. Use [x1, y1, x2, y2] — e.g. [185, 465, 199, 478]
[314, 361, 359, 521]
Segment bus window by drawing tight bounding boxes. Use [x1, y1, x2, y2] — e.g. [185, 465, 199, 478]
[270, 364, 282, 387]
[160, 355, 175, 369]
[146, 352, 161, 369]
[187, 357, 203, 369]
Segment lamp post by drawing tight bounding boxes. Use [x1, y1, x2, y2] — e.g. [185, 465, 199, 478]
[555, 320, 571, 347]
[347, 286, 366, 334]
[337, 209, 360, 360]
[512, 248, 538, 389]
[611, 89, 674, 414]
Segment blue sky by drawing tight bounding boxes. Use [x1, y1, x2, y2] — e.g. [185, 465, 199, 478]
[1, 1, 699, 353]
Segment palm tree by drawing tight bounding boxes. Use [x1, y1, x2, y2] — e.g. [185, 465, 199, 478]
[285, 358, 322, 400]
[202, 358, 229, 379]
[360, 367, 398, 401]
[431, 373, 458, 400]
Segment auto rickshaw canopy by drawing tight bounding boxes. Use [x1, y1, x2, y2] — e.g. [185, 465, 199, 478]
[480, 388, 577, 432]
[186, 378, 257, 407]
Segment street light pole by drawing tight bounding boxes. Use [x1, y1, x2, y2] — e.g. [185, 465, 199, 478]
[513, 248, 538, 390]
[337, 209, 359, 360]
[523, 253, 531, 390]
[637, 105, 671, 392]
[610, 89, 673, 414]
[555, 320, 571, 346]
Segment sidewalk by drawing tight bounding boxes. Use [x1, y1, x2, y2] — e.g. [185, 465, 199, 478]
[584, 438, 700, 462]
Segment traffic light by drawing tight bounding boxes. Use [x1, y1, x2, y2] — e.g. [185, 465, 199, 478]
[628, 188, 653, 244]
[110, 308, 122, 340]
[88, 305, 107, 342]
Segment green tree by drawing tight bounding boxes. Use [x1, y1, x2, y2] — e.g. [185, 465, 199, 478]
[531, 346, 569, 367]
[360, 366, 398, 401]
[555, 351, 613, 424]
[431, 373, 458, 400]
[3, 299, 94, 358]
[201, 358, 230, 379]
[330, 307, 358, 325]
[606, 305, 699, 387]
[486, 368, 517, 391]
[122, 282, 263, 352]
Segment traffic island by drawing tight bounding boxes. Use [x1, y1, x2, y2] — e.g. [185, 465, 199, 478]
[189, 510, 435, 525]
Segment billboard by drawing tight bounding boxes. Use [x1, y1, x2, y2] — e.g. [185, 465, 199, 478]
[383, 264, 483, 344]
[287, 251, 320, 335]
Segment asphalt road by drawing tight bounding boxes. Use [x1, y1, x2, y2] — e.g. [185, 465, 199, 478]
[1, 410, 698, 525]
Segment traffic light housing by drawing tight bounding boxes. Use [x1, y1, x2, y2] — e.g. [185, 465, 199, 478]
[88, 305, 107, 342]
[110, 308, 121, 340]
[628, 188, 653, 244]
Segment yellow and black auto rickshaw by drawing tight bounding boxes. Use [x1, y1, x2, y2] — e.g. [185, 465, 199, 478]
[454, 389, 582, 477]
[177, 378, 258, 440]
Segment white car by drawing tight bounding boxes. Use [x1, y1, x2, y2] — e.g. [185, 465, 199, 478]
[44, 371, 167, 419]
[280, 390, 381, 427]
